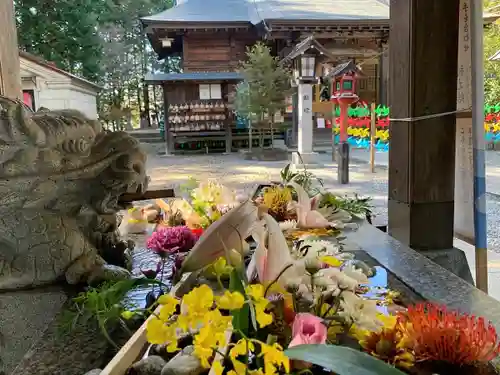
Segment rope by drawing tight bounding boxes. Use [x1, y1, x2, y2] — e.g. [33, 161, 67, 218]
[389, 107, 472, 122]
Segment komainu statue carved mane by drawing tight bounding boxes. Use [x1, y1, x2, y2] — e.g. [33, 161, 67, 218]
[0, 96, 148, 290]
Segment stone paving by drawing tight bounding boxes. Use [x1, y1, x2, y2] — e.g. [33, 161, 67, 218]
[144, 146, 500, 300]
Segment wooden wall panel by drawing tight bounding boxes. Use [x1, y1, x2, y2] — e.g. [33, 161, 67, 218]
[165, 83, 199, 104]
[183, 30, 257, 72]
[358, 63, 378, 103]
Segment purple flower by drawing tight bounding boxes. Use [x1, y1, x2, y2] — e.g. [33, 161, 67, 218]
[147, 226, 197, 256]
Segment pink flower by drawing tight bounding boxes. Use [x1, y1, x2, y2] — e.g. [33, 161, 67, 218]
[289, 313, 327, 347]
[146, 226, 197, 256]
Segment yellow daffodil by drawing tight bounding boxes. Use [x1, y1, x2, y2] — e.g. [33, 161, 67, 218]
[120, 310, 135, 320]
[212, 256, 234, 276]
[319, 255, 343, 267]
[216, 291, 245, 310]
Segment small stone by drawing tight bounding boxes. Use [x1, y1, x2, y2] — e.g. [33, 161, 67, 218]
[181, 345, 195, 355]
[161, 348, 204, 375]
[130, 355, 167, 375]
[83, 370, 102, 375]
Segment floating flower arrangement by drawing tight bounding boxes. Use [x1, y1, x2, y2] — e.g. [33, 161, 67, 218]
[109, 170, 500, 375]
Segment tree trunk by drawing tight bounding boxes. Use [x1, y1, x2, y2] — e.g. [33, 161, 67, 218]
[137, 84, 142, 115]
[270, 121, 275, 149]
[143, 82, 151, 127]
[0, 0, 21, 100]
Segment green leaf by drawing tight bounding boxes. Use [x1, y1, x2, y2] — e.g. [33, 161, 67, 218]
[284, 344, 407, 375]
[229, 269, 250, 335]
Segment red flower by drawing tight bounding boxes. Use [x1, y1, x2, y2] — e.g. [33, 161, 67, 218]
[190, 227, 203, 238]
[400, 303, 500, 365]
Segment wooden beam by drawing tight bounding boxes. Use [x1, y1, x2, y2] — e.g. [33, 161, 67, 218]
[388, 0, 460, 250]
[0, 0, 20, 99]
[118, 189, 175, 204]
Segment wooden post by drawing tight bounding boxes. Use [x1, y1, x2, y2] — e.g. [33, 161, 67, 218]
[248, 119, 252, 152]
[331, 103, 336, 162]
[0, 0, 21, 100]
[370, 102, 376, 173]
[162, 82, 173, 155]
[388, 0, 460, 250]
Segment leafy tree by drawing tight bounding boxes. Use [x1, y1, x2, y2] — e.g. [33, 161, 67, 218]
[235, 43, 291, 149]
[15, 0, 179, 127]
[484, 0, 500, 105]
[15, 0, 103, 81]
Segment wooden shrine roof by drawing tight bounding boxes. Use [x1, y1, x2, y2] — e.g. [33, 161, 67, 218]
[281, 35, 336, 64]
[144, 71, 244, 83]
[328, 60, 364, 78]
[141, 0, 390, 28]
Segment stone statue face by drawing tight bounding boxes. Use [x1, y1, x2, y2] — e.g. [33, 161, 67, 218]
[0, 96, 148, 290]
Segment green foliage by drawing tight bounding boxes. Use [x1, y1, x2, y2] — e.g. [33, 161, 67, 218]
[284, 344, 407, 375]
[60, 278, 166, 346]
[229, 269, 250, 335]
[15, 0, 103, 81]
[321, 192, 373, 218]
[280, 162, 324, 196]
[484, 0, 500, 105]
[235, 43, 292, 132]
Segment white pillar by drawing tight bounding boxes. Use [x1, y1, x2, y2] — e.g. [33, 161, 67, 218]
[293, 83, 319, 167]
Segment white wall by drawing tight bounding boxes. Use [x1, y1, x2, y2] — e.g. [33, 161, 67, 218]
[20, 57, 99, 119]
[36, 85, 98, 119]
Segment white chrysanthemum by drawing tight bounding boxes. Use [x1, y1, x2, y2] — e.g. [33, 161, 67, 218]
[292, 239, 341, 262]
[338, 291, 381, 331]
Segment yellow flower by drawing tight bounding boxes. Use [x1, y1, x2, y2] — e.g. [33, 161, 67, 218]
[245, 284, 273, 328]
[212, 361, 224, 375]
[203, 308, 232, 332]
[212, 257, 233, 276]
[230, 338, 255, 358]
[146, 317, 178, 351]
[255, 303, 273, 328]
[182, 284, 214, 314]
[158, 295, 179, 321]
[216, 291, 245, 310]
[120, 310, 135, 320]
[350, 323, 370, 341]
[319, 255, 343, 267]
[327, 321, 344, 340]
[229, 339, 254, 375]
[259, 343, 290, 375]
[377, 313, 398, 329]
[194, 324, 222, 368]
[245, 284, 265, 300]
